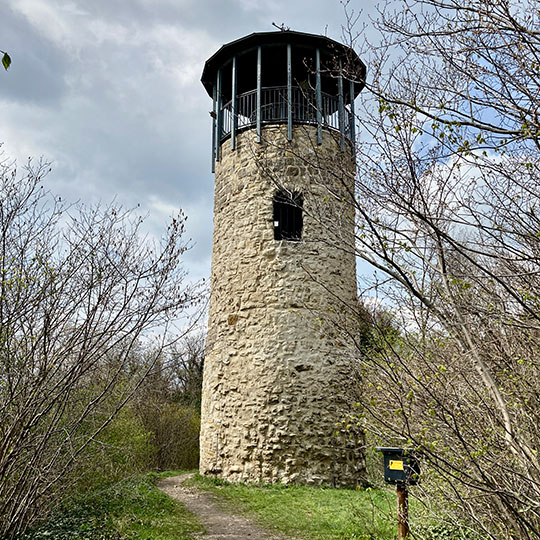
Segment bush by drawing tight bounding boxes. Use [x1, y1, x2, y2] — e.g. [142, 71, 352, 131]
[71, 407, 156, 493]
[413, 523, 483, 540]
[139, 402, 201, 471]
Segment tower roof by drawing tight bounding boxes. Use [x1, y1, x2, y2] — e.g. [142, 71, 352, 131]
[201, 30, 366, 99]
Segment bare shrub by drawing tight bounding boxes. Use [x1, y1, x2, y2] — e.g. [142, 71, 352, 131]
[0, 157, 199, 537]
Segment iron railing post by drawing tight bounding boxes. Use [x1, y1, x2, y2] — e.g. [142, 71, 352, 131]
[349, 79, 356, 144]
[287, 43, 292, 141]
[256, 46, 262, 143]
[231, 56, 237, 151]
[316, 48, 322, 145]
[338, 60, 345, 151]
[216, 68, 222, 162]
[211, 83, 217, 172]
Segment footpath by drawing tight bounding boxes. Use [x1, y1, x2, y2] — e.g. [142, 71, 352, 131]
[158, 474, 295, 540]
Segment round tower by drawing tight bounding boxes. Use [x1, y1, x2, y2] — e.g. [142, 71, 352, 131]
[200, 30, 366, 487]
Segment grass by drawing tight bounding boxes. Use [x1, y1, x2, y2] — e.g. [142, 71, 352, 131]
[188, 474, 397, 540]
[24, 471, 203, 540]
[23, 470, 480, 540]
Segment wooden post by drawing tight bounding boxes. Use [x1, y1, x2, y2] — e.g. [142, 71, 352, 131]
[397, 485, 409, 539]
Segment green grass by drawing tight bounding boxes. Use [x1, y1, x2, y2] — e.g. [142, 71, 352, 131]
[24, 471, 203, 540]
[23, 471, 481, 540]
[188, 474, 397, 540]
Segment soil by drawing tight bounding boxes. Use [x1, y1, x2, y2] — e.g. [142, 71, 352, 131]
[157, 474, 296, 540]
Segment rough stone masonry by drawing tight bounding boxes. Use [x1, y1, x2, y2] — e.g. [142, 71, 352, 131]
[200, 124, 366, 487]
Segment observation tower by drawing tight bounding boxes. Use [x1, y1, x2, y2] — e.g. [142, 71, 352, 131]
[200, 30, 366, 487]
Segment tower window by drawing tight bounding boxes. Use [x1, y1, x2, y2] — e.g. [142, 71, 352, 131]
[273, 191, 303, 241]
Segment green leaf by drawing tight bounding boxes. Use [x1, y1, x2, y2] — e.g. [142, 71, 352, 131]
[2, 52, 11, 71]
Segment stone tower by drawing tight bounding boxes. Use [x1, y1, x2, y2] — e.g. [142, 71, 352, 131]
[200, 30, 366, 488]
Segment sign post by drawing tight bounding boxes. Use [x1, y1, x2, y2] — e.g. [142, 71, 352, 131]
[397, 484, 409, 539]
[376, 447, 420, 540]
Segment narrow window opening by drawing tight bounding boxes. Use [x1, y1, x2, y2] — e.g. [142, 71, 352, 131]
[273, 191, 303, 241]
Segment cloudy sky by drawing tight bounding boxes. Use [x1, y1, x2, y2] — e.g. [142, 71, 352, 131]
[1, 0, 379, 287]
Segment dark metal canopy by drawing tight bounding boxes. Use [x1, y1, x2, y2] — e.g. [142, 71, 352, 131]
[201, 30, 366, 101]
[202, 30, 367, 171]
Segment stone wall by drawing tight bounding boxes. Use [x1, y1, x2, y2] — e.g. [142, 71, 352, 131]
[199, 125, 366, 487]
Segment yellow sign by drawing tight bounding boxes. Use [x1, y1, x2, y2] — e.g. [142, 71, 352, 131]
[389, 460, 404, 471]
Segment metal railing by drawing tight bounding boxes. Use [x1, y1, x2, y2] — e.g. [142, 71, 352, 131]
[220, 86, 352, 141]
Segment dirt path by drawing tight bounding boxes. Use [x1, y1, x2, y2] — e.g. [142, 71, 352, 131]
[157, 474, 295, 540]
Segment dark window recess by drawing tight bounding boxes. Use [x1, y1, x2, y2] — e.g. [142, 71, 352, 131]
[273, 191, 303, 241]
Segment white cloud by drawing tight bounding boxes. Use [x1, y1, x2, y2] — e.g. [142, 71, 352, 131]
[148, 194, 178, 218]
